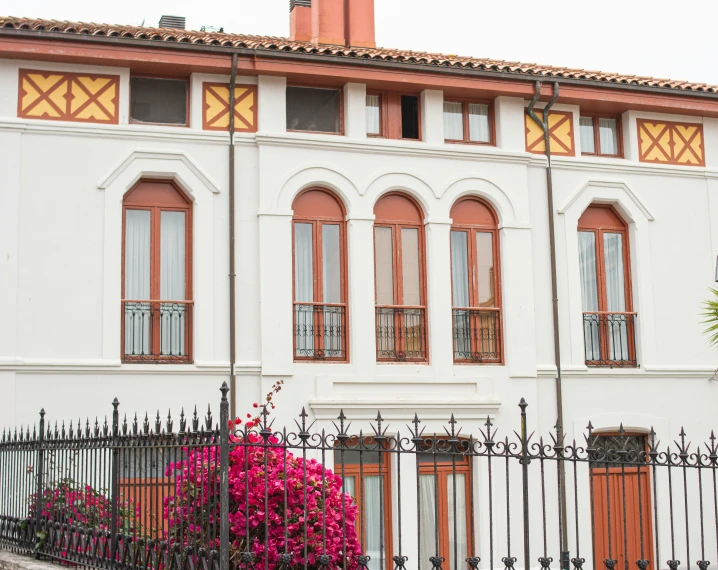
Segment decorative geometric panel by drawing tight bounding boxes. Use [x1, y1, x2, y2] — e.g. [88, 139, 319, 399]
[18, 69, 119, 124]
[202, 83, 258, 132]
[637, 119, 705, 166]
[525, 110, 575, 156]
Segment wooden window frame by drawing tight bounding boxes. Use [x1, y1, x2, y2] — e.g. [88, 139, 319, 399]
[450, 198, 503, 364]
[129, 75, 190, 128]
[418, 448, 472, 570]
[366, 90, 387, 138]
[292, 188, 349, 362]
[580, 114, 623, 158]
[334, 442, 393, 570]
[367, 91, 422, 141]
[374, 192, 429, 363]
[121, 180, 193, 363]
[286, 84, 345, 136]
[443, 99, 495, 146]
[578, 205, 636, 367]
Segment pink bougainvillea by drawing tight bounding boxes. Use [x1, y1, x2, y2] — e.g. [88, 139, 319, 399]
[164, 434, 362, 570]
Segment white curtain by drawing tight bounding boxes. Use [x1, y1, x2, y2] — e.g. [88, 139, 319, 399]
[578, 231, 600, 360]
[366, 95, 381, 135]
[603, 233, 628, 360]
[124, 210, 151, 356]
[294, 223, 314, 355]
[475, 232, 494, 307]
[160, 211, 186, 356]
[447, 474, 468, 570]
[451, 231, 470, 357]
[401, 228, 421, 306]
[342, 475, 356, 499]
[374, 227, 394, 305]
[443, 102, 464, 140]
[599, 118, 619, 155]
[364, 476, 384, 570]
[322, 224, 342, 355]
[579, 117, 595, 153]
[419, 474, 437, 570]
[468, 104, 490, 142]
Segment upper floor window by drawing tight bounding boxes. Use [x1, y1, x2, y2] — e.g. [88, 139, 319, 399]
[287, 86, 342, 134]
[578, 205, 636, 367]
[579, 115, 621, 157]
[374, 193, 427, 362]
[365, 92, 420, 140]
[293, 189, 348, 361]
[450, 198, 502, 363]
[122, 181, 192, 363]
[443, 101, 493, 144]
[130, 77, 188, 126]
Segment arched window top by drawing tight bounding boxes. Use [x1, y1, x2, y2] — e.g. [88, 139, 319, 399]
[374, 192, 423, 225]
[292, 188, 345, 220]
[578, 204, 626, 231]
[450, 197, 497, 227]
[124, 180, 191, 208]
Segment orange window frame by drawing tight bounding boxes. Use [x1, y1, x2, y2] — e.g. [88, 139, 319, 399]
[129, 75, 190, 127]
[580, 114, 623, 158]
[373, 193, 428, 363]
[418, 452, 472, 570]
[368, 91, 422, 141]
[292, 189, 349, 362]
[286, 84, 345, 135]
[450, 198, 503, 364]
[121, 180, 193, 363]
[366, 90, 386, 138]
[443, 99, 495, 145]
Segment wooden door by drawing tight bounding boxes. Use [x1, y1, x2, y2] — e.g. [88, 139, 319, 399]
[592, 467, 653, 570]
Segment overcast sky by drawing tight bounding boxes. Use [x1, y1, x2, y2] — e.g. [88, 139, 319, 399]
[4, 0, 718, 86]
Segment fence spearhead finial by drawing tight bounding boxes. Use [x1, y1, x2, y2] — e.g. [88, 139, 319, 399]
[220, 381, 229, 399]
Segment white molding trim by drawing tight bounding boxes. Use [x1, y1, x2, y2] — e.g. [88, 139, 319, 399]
[558, 180, 655, 220]
[309, 398, 501, 421]
[536, 365, 717, 379]
[98, 150, 220, 194]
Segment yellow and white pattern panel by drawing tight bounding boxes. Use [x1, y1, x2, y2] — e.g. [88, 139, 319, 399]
[637, 119, 705, 166]
[202, 83, 257, 132]
[525, 110, 575, 156]
[18, 69, 119, 124]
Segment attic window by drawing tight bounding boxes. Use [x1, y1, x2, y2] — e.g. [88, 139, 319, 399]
[130, 77, 188, 125]
[286, 86, 342, 134]
[401, 95, 419, 139]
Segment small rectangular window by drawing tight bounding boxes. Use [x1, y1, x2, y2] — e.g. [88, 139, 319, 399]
[130, 77, 187, 125]
[401, 95, 420, 140]
[287, 86, 342, 133]
[366, 93, 382, 136]
[444, 100, 492, 144]
[580, 115, 621, 157]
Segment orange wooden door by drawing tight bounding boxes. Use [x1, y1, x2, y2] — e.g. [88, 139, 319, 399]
[592, 467, 653, 570]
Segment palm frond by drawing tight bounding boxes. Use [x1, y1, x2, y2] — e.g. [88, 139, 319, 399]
[701, 288, 718, 347]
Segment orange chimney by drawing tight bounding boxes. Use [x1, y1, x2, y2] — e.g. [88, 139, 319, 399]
[290, 0, 375, 48]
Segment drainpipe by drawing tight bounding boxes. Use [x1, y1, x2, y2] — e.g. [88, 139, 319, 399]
[526, 81, 570, 570]
[229, 53, 238, 419]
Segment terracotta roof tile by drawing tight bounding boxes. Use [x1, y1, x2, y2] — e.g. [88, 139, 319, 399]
[2, 16, 717, 94]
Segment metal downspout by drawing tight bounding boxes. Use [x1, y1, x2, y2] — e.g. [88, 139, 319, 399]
[526, 80, 570, 569]
[229, 53, 238, 419]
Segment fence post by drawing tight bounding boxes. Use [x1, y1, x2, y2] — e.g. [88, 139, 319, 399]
[519, 399, 530, 570]
[220, 382, 230, 570]
[110, 398, 120, 567]
[34, 408, 45, 556]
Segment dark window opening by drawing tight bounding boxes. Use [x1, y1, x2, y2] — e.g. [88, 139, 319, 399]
[401, 95, 419, 139]
[287, 86, 341, 133]
[130, 77, 187, 125]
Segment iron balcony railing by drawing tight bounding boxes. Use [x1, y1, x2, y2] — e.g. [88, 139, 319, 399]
[375, 305, 427, 362]
[452, 307, 502, 363]
[293, 303, 347, 361]
[582, 311, 637, 368]
[122, 300, 193, 363]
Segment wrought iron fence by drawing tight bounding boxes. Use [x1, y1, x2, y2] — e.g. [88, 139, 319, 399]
[375, 306, 427, 362]
[1, 385, 717, 570]
[294, 304, 347, 361]
[582, 312, 637, 368]
[452, 308, 502, 363]
[122, 300, 193, 363]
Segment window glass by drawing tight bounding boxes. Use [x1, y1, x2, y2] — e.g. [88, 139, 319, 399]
[580, 117, 595, 153]
[130, 77, 187, 125]
[476, 232, 494, 307]
[364, 475, 385, 570]
[341, 475, 356, 498]
[418, 474, 437, 570]
[603, 233, 626, 313]
[160, 211, 186, 301]
[322, 224, 341, 303]
[447, 474, 468, 569]
[450, 231, 469, 307]
[125, 210, 151, 300]
[374, 227, 395, 305]
[366, 94, 381, 135]
[401, 95, 420, 140]
[294, 223, 314, 303]
[468, 103, 490, 142]
[599, 118, 619, 155]
[286, 86, 341, 133]
[401, 228, 421, 306]
[443, 101, 464, 140]
[578, 231, 599, 312]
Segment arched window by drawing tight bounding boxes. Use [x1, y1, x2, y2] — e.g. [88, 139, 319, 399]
[122, 180, 192, 363]
[292, 188, 348, 361]
[578, 205, 636, 367]
[450, 198, 502, 363]
[373, 193, 427, 362]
